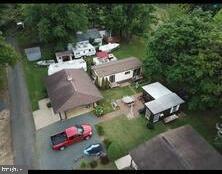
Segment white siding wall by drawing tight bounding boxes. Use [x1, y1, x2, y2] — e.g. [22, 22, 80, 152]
[114, 70, 134, 82]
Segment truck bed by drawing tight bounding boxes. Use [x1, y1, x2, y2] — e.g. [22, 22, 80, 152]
[50, 132, 67, 146]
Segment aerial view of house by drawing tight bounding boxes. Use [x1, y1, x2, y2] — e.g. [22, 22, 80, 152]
[0, 3, 221, 172]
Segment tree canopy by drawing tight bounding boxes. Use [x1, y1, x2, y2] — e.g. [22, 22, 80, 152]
[0, 36, 19, 66]
[143, 9, 222, 110]
[23, 4, 88, 45]
[104, 4, 156, 41]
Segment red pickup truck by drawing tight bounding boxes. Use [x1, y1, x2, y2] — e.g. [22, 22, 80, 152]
[50, 124, 93, 151]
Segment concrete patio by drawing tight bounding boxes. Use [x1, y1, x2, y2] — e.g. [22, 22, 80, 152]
[33, 98, 94, 130]
[116, 93, 144, 120]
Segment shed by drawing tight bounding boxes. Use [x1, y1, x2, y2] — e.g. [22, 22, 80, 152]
[24, 47, 41, 61]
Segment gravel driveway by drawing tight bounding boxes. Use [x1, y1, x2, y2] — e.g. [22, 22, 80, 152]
[35, 113, 102, 170]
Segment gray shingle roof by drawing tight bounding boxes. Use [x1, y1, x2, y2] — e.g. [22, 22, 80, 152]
[45, 69, 103, 113]
[92, 57, 142, 77]
[130, 125, 222, 170]
[145, 92, 185, 114]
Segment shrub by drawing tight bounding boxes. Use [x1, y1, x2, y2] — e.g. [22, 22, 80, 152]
[147, 122, 154, 129]
[107, 142, 123, 160]
[94, 105, 104, 117]
[89, 160, 98, 168]
[80, 160, 87, 168]
[103, 138, 112, 149]
[100, 155, 110, 165]
[96, 125, 104, 136]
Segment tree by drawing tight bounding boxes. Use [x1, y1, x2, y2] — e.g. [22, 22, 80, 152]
[144, 9, 222, 110]
[104, 4, 157, 41]
[23, 4, 88, 46]
[0, 36, 19, 66]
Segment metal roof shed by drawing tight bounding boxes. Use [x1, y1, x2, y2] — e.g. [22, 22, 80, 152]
[24, 47, 41, 61]
[145, 93, 185, 114]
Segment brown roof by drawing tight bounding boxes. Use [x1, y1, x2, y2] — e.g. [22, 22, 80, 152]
[92, 57, 142, 77]
[130, 125, 222, 170]
[55, 50, 73, 58]
[45, 69, 103, 113]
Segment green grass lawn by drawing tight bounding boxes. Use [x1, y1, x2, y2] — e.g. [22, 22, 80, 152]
[23, 60, 48, 111]
[113, 36, 146, 61]
[99, 86, 137, 114]
[97, 108, 222, 161]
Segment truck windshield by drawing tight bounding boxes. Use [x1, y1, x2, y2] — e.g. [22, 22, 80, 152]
[76, 126, 84, 134]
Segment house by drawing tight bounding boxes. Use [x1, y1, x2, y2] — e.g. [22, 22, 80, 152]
[142, 82, 185, 124]
[72, 41, 96, 59]
[92, 52, 117, 65]
[48, 58, 87, 75]
[55, 50, 73, 63]
[76, 28, 103, 47]
[45, 69, 103, 119]
[115, 125, 222, 170]
[91, 57, 142, 88]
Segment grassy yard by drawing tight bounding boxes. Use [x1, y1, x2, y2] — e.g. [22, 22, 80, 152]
[113, 36, 146, 61]
[99, 86, 137, 114]
[97, 108, 222, 161]
[23, 60, 48, 111]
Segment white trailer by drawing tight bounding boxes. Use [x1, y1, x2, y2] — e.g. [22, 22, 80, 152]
[48, 58, 87, 75]
[72, 41, 96, 59]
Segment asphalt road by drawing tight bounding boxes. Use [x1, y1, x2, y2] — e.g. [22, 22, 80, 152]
[36, 114, 102, 170]
[7, 35, 37, 169]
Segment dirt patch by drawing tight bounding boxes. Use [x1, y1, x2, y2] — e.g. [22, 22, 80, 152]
[0, 109, 14, 165]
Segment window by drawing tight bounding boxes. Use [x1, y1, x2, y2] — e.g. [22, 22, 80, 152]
[170, 105, 180, 113]
[125, 71, 130, 75]
[153, 113, 160, 123]
[145, 109, 151, 120]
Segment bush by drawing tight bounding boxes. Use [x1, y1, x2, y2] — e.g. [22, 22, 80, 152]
[103, 138, 112, 149]
[80, 160, 87, 168]
[94, 105, 104, 117]
[100, 155, 110, 165]
[147, 122, 154, 129]
[96, 125, 104, 136]
[89, 160, 98, 168]
[107, 142, 123, 160]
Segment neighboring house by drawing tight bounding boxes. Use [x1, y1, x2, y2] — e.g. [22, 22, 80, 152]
[142, 82, 185, 124]
[72, 41, 96, 59]
[48, 58, 87, 75]
[76, 28, 103, 47]
[115, 125, 222, 170]
[55, 50, 73, 63]
[93, 52, 117, 65]
[91, 57, 142, 88]
[45, 69, 103, 119]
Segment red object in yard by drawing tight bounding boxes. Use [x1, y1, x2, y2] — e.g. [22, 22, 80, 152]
[50, 124, 93, 151]
[96, 51, 109, 59]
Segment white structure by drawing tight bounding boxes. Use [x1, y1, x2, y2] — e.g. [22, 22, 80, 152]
[72, 41, 96, 58]
[76, 29, 103, 47]
[142, 82, 184, 123]
[55, 50, 73, 63]
[99, 43, 120, 52]
[91, 57, 142, 88]
[48, 59, 87, 75]
[93, 54, 117, 65]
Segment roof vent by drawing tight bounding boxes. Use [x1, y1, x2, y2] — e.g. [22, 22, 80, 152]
[67, 75, 72, 81]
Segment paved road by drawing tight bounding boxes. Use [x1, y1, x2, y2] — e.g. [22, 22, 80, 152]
[7, 36, 36, 169]
[36, 114, 102, 170]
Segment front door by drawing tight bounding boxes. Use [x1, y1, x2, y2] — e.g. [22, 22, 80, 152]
[109, 75, 115, 83]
